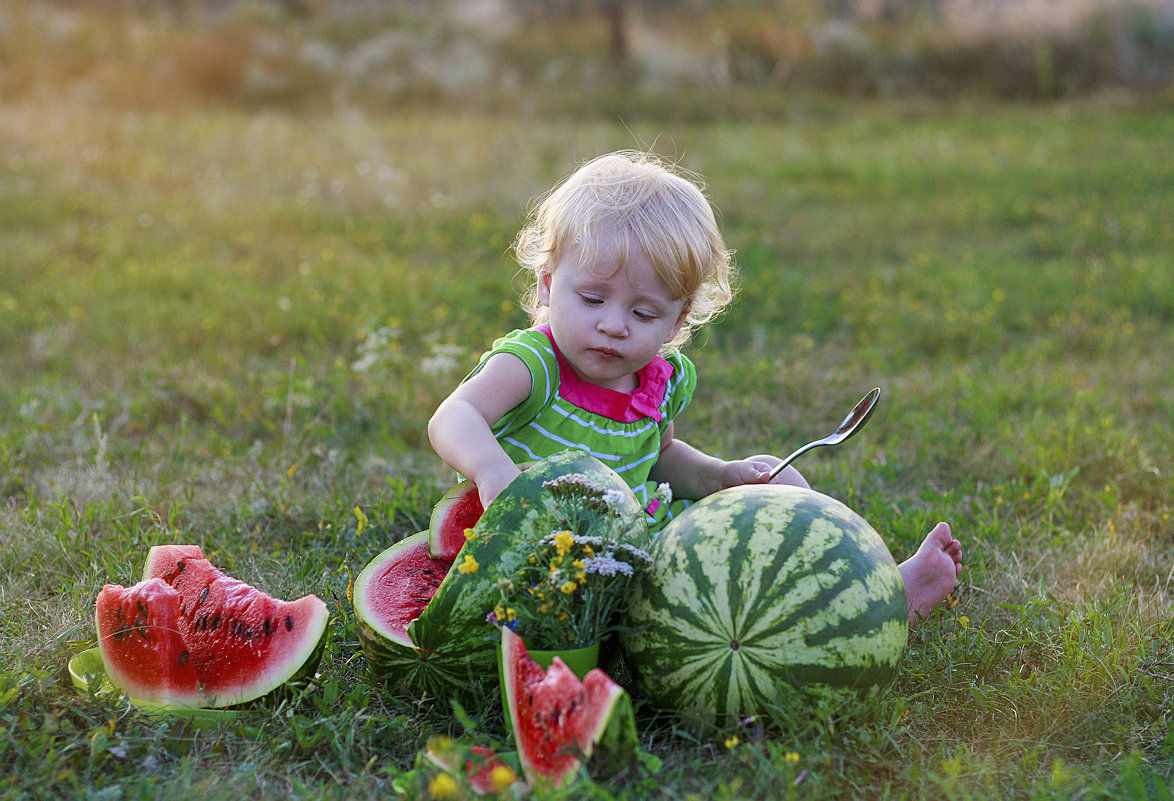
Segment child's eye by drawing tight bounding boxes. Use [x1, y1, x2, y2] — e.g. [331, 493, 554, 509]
[580, 294, 603, 306]
[633, 310, 658, 322]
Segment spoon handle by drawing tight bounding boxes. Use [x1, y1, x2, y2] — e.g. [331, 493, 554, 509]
[766, 440, 827, 480]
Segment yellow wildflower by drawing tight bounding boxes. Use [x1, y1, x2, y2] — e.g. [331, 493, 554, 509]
[490, 764, 517, 792]
[724, 736, 739, 750]
[560, 581, 577, 594]
[553, 530, 574, 557]
[463, 527, 476, 541]
[959, 615, 970, 629]
[784, 751, 800, 763]
[457, 554, 479, 574]
[505, 607, 516, 622]
[353, 506, 369, 537]
[428, 773, 459, 800]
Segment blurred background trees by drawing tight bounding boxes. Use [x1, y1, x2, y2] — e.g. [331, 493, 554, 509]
[2, 0, 1171, 116]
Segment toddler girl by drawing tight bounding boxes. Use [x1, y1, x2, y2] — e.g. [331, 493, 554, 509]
[428, 151, 960, 625]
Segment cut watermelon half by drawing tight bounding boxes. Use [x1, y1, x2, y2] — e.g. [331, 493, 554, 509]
[94, 545, 329, 709]
[352, 530, 453, 654]
[500, 628, 637, 789]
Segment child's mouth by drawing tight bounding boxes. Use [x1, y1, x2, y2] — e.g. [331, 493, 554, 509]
[591, 347, 621, 360]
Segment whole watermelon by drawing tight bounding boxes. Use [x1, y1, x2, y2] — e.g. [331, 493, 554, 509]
[620, 484, 907, 727]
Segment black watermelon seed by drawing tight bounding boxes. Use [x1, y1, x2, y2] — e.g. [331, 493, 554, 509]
[210, 613, 220, 630]
[285, 616, 294, 631]
[263, 619, 272, 636]
[178, 650, 190, 665]
[197, 586, 208, 607]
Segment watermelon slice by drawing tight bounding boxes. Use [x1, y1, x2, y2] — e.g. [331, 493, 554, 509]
[94, 545, 329, 708]
[500, 628, 637, 789]
[424, 742, 520, 796]
[94, 578, 203, 707]
[428, 479, 482, 560]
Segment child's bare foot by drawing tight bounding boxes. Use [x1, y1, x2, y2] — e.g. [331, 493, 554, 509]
[899, 522, 962, 628]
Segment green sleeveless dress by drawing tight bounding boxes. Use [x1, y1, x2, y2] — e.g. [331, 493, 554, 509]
[466, 325, 695, 532]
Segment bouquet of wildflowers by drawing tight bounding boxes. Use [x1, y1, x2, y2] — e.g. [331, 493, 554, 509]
[486, 474, 660, 650]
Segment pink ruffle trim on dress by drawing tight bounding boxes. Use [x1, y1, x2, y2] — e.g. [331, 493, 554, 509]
[535, 325, 673, 423]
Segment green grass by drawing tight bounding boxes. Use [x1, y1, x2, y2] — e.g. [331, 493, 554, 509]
[1, 94, 1172, 800]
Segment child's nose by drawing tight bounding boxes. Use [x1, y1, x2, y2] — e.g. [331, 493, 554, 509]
[597, 309, 627, 338]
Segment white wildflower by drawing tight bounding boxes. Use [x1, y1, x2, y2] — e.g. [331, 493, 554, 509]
[614, 543, 653, 564]
[601, 488, 627, 508]
[420, 343, 465, 375]
[583, 555, 634, 577]
[543, 474, 606, 495]
[351, 325, 401, 372]
[656, 482, 673, 505]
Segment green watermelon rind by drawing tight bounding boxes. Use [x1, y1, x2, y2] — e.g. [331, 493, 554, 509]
[354, 450, 649, 698]
[621, 484, 907, 728]
[413, 451, 649, 678]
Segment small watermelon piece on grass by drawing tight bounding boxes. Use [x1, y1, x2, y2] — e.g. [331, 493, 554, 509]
[353, 450, 649, 698]
[423, 740, 522, 797]
[95, 545, 329, 709]
[501, 628, 638, 789]
[621, 484, 907, 730]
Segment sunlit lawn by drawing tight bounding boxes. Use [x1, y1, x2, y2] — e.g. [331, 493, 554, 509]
[1, 93, 1172, 799]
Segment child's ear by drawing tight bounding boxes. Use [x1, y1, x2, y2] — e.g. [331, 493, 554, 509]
[667, 302, 690, 343]
[536, 268, 553, 307]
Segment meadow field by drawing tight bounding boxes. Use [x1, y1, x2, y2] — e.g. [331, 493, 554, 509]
[1, 90, 1173, 799]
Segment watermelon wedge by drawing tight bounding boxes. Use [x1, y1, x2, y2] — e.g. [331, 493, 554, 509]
[94, 578, 203, 707]
[500, 628, 637, 789]
[94, 545, 329, 708]
[428, 479, 482, 560]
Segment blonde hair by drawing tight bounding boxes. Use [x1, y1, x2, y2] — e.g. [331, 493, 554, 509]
[514, 151, 735, 350]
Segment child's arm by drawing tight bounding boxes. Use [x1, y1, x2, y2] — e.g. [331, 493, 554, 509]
[427, 353, 532, 508]
[648, 423, 810, 500]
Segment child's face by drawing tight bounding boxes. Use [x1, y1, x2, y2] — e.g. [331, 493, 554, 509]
[538, 231, 688, 392]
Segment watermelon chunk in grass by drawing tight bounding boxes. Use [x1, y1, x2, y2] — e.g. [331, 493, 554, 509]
[500, 628, 638, 789]
[94, 545, 329, 709]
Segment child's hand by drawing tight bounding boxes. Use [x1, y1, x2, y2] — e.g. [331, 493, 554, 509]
[730, 454, 811, 490]
[474, 465, 522, 510]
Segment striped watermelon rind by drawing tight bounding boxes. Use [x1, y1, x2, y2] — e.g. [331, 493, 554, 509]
[621, 484, 906, 728]
[354, 450, 648, 697]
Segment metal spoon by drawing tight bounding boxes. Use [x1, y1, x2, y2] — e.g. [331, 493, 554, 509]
[767, 388, 881, 479]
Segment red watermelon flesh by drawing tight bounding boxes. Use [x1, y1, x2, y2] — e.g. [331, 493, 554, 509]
[95, 578, 203, 707]
[94, 545, 329, 708]
[501, 628, 635, 789]
[428, 479, 482, 560]
[352, 530, 453, 648]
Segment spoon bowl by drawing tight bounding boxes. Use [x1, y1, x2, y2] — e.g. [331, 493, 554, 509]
[767, 388, 881, 480]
